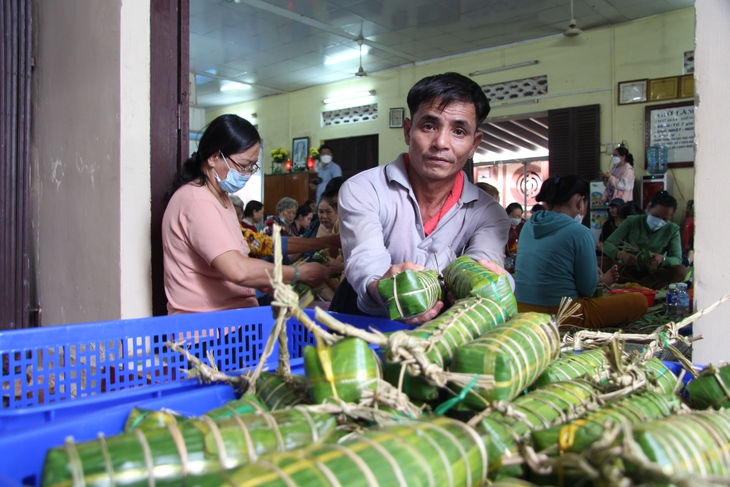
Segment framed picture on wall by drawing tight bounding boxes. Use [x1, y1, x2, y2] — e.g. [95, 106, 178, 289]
[618, 79, 647, 105]
[649, 77, 679, 101]
[679, 75, 694, 98]
[389, 107, 404, 128]
[291, 137, 309, 168]
[644, 101, 695, 169]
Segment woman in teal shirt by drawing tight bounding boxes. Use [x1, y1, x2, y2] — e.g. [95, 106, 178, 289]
[515, 176, 647, 328]
[603, 190, 686, 289]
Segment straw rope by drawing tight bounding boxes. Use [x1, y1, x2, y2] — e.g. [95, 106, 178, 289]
[165, 423, 188, 477]
[133, 429, 154, 487]
[96, 433, 116, 487]
[64, 437, 86, 487]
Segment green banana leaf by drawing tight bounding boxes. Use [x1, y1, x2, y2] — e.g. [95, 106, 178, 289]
[377, 269, 442, 320]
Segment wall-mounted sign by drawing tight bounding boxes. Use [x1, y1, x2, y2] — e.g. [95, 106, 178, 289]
[644, 101, 694, 169]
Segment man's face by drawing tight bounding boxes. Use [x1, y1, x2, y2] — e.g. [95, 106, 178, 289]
[403, 99, 482, 182]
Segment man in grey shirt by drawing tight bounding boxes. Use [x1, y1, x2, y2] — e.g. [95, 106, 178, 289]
[336, 72, 510, 324]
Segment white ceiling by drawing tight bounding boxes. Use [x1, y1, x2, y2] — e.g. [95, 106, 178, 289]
[190, 0, 693, 108]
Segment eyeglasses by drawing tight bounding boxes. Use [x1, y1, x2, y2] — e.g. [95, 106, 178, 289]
[222, 152, 260, 175]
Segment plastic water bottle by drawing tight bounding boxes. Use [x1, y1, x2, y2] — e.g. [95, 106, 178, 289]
[676, 283, 690, 319]
[664, 284, 677, 319]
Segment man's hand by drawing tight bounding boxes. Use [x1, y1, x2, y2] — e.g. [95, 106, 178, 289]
[399, 301, 444, 326]
[477, 259, 507, 275]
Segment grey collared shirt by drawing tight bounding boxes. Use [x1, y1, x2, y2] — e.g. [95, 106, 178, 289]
[339, 153, 511, 315]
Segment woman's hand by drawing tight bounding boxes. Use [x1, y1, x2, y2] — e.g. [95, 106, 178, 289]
[298, 262, 330, 287]
[599, 264, 619, 286]
[650, 253, 665, 267]
[617, 251, 637, 266]
[601, 171, 611, 181]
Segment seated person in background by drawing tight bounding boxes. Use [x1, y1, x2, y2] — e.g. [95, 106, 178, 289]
[476, 181, 500, 201]
[264, 197, 298, 236]
[515, 175, 647, 328]
[302, 177, 345, 238]
[335, 72, 510, 322]
[242, 200, 264, 232]
[602, 190, 686, 290]
[597, 198, 624, 248]
[529, 203, 545, 219]
[230, 196, 340, 260]
[505, 202, 525, 256]
[292, 204, 314, 236]
[597, 200, 642, 252]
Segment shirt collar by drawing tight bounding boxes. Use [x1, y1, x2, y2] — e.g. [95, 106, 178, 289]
[385, 153, 478, 204]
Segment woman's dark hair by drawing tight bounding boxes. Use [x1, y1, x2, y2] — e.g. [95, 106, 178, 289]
[407, 72, 491, 126]
[163, 114, 260, 205]
[531, 203, 545, 213]
[617, 201, 643, 219]
[649, 190, 677, 211]
[615, 146, 634, 167]
[295, 204, 313, 219]
[243, 200, 264, 218]
[505, 203, 523, 215]
[535, 175, 590, 207]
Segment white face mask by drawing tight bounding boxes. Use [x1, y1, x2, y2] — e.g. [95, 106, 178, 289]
[646, 214, 667, 231]
[509, 218, 522, 227]
[574, 200, 584, 223]
[320, 155, 332, 164]
[612, 156, 621, 166]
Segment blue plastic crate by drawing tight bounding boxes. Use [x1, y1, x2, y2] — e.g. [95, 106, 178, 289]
[0, 307, 403, 487]
[0, 306, 401, 412]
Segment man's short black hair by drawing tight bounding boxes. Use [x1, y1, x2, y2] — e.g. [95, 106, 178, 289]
[407, 72, 490, 126]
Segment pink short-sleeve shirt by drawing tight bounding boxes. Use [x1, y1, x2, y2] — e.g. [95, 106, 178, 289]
[162, 183, 257, 314]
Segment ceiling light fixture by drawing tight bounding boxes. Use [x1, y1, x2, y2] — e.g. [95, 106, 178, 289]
[322, 90, 375, 105]
[220, 81, 251, 92]
[469, 60, 539, 77]
[324, 47, 368, 65]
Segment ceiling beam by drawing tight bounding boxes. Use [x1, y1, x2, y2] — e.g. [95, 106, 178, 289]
[479, 131, 520, 152]
[234, 0, 421, 63]
[512, 118, 549, 138]
[482, 124, 539, 151]
[478, 141, 504, 154]
[496, 121, 548, 149]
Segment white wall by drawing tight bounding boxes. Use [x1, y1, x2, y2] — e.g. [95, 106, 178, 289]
[120, 1, 152, 319]
[32, 1, 151, 325]
[693, 0, 730, 365]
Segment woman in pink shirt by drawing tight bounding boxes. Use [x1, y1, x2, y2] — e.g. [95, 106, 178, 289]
[161, 115, 328, 314]
[601, 146, 636, 203]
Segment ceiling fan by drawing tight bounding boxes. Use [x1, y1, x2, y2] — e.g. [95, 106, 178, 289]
[563, 0, 583, 37]
[355, 37, 367, 77]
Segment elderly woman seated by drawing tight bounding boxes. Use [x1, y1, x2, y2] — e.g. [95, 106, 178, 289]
[264, 197, 298, 237]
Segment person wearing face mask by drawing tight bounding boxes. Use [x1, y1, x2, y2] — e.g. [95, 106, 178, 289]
[315, 145, 343, 202]
[514, 175, 647, 328]
[505, 202, 525, 258]
[601, 146, 635, 203]
[161, 114, 329, 314]
[603, 191, 686, 290]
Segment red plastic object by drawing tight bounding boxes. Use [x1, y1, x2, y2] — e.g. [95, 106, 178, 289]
[609, 288, 658, 306]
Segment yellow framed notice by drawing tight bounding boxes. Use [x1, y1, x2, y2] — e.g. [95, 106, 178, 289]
[649, 77, 679, 101]
[679, 75, 694, 98]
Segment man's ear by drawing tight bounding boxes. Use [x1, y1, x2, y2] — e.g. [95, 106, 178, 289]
[403, 118, 412, 145]
[469, 130, 483, 158]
